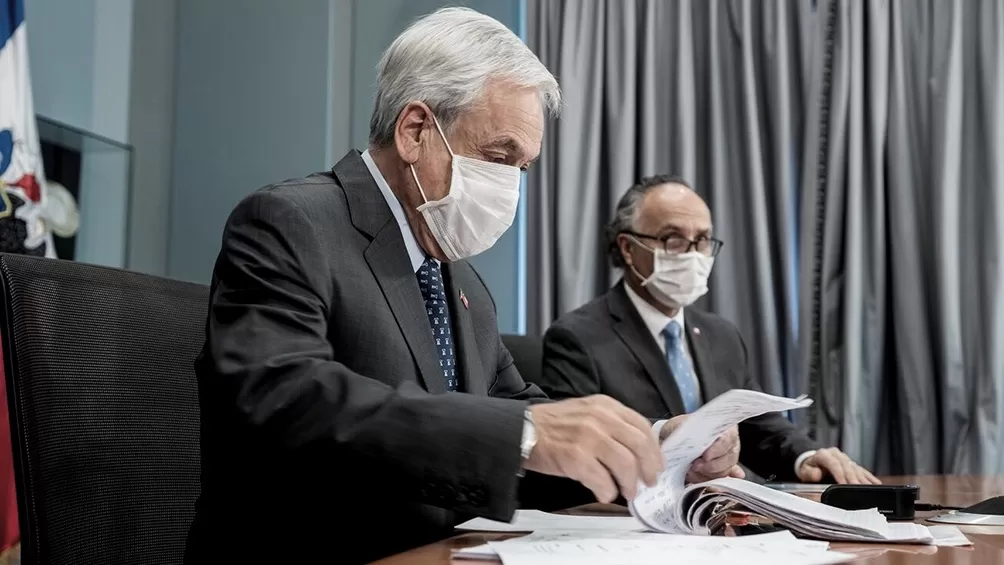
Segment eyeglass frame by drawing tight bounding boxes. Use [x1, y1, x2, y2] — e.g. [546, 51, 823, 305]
[620, 230, 724, 257]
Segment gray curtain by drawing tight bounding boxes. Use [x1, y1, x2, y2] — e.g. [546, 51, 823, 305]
[528, 0, 1004, 475]
[802, 0, 1004, 475]
[526, 0, 818, 399]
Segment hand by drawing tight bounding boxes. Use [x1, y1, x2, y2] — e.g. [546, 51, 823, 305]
[797, 447, 881, 484]
[659, 414, 687, 442]
[686, 425, 744, 483]
[525, 395, 664, 503]
[658, 416, 744, 483]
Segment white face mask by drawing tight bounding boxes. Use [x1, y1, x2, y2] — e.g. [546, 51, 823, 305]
[630, 241, 715, 309]
[409, 116, 522, 262]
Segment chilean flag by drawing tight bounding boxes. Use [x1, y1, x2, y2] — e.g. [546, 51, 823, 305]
[0, 0, 43, 553]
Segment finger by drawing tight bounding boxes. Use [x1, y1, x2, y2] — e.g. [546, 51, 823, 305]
[601, 407, 663, 485]
[728, 465, 746, 479]
[595, 433, 642, 500]
[832, 452, 862, 484]
[700, 436, 731, 463]
[864, 469, 882, 485]
[697, 442, 741, 476]
[846, 462, 868, 485]
[800, 462, 824, 483]
[819, 451, 848, 483]
[686, 469, 711, 484]
[573, 458, 620, 503]
[700, 427, 740, 463]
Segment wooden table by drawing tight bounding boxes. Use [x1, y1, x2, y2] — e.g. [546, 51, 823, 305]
[372, 476, 1004, 564]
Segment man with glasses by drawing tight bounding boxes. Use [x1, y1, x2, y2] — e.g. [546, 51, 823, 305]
[535, 175, 877, 484]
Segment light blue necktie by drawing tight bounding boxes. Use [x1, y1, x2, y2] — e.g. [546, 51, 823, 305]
[663, 321, 701, 413]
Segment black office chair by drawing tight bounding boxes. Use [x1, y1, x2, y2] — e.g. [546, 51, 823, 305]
[0, 254, 209, 565]
[501, 334, 543, 384]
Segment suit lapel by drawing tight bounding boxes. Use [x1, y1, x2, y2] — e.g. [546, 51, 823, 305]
[685, 310, 717, 401]
[607, 282, 686, 416]
[443, 263, 485, 395]
[334, 151, 445, 394]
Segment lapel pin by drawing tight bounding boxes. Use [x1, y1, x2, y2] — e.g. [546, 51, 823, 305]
[459, 290, 469, 309]
[693, 327, 701, 336]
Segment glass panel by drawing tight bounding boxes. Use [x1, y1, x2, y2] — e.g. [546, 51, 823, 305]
[37, 115, 132, 267]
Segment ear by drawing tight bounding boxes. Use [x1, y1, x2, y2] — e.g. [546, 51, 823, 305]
[617, 234, 634, 267]
[394, 101, 433, 165]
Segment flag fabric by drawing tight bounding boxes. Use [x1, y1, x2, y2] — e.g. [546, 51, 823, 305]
[1, 0, 54, 259]
[1, 0, 53, 553]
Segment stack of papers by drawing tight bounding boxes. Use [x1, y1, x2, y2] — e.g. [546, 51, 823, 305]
[628, 390, 971, 545]
[453, 530, 853, 564]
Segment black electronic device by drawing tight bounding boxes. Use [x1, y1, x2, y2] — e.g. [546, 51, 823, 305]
[820, 484, 920, 521]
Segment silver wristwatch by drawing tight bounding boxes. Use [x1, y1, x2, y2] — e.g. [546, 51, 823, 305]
[520, 409, 538, 461]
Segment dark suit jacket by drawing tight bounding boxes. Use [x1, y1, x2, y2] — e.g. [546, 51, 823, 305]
[537, 281, 818, 481]
[185, 152, 585, 565]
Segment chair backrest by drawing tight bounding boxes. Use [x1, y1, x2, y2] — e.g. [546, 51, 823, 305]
[0, 254, 209, 565]
[501, 334, 543, 385]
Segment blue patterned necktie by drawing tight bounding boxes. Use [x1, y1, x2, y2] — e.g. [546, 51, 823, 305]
[417, 258, 458, 391]
[663, 321, 700, 413]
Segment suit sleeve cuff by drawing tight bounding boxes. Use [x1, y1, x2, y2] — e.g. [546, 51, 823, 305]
[794, 450, 817, 478]
[652, 419, 669, 441]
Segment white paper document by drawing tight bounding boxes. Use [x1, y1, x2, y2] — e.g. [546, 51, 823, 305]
[454, 531, 853, 565]
[456, 510, 647, 533]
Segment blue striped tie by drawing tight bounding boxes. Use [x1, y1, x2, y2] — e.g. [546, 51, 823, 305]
[663, 321, 700, 413]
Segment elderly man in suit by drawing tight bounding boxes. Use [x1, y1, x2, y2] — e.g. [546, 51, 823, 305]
[185, 11, 740, 565]
[538, 175, 879, 486]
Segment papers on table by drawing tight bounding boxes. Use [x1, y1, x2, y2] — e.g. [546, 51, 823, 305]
[676, 477, 971, 544]
[454, 530, 855, 565]
[625, 389, 971, 546]
[455, 389, 972, 563]
[456, 510, 647, 533]
[630, 389, 813, 532]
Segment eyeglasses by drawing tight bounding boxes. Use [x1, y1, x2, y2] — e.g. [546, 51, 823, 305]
[622, 231, 724, 257]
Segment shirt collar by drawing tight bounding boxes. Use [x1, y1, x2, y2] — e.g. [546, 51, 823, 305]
[623, 281, 686, 340]
[361, 149, 429, 273]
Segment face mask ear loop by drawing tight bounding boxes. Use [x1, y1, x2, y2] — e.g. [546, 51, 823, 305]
[431, 114, 456, 157]
[409, 165, 430, 203]
[625, 234, 658, 287]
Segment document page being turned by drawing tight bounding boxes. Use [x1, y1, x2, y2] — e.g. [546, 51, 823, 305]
[629, 389, 813, 533]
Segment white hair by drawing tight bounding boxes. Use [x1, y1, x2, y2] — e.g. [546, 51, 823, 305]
[368, 7, 561, 147]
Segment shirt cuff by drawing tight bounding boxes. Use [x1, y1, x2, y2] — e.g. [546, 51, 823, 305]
[794, 450, 817, 478]
[652, 419, 669, 441]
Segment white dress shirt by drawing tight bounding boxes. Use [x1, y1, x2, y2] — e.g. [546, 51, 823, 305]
[623, 282, 814, 477]
[623, 282, 702, 400]
[361, 150, 429, 273]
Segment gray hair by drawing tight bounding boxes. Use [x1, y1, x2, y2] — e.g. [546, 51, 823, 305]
[606, 175, 692, 268]
[368, 7, 561, 147]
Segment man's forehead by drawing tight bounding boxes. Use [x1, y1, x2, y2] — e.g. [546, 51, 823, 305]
[637, 183, 711, 229]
